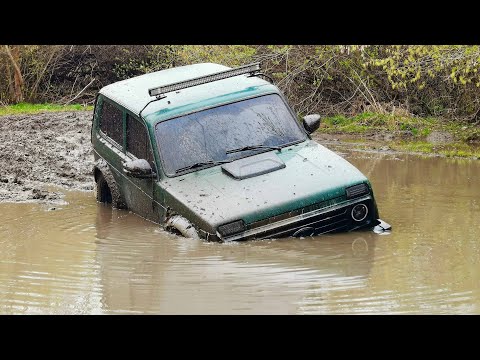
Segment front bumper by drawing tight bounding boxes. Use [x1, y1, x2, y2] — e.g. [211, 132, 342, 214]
[219, 195, 378, 242]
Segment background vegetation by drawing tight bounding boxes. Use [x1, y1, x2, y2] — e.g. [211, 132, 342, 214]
[1, 45, 480, 123]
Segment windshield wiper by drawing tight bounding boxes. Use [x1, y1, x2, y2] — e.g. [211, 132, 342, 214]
[226, 144, 282, 154]
[175, 160, 232, 174]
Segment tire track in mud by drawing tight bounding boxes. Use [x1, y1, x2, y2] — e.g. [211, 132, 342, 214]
[0, 111, 95, 204]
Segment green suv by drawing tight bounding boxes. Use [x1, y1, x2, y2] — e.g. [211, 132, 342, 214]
[91, 62, 390, 241]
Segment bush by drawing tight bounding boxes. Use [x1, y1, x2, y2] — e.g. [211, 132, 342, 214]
[1, 45, 480, 123]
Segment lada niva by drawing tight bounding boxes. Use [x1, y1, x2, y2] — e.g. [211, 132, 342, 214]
[91, 62, 391, 241]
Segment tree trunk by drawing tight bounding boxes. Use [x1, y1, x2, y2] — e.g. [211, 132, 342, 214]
[6, 62, 14, 100]
[4, 45, 24, 103]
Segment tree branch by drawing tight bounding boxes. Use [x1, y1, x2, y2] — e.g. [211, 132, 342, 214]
[63, 78, 95, 105]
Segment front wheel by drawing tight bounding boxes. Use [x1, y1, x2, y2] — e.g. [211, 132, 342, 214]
[96, 173, 112, 203]
[95, 171, 126, 209]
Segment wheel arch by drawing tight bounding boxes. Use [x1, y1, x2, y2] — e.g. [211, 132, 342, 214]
[93, 158, 126, 209]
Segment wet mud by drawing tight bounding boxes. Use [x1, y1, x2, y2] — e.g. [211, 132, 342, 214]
[0, 111, 94, 204]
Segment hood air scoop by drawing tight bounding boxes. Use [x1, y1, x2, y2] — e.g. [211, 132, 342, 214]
[221, 152, 286, 180]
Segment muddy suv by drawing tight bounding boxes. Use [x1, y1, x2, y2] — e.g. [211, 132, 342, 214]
[91, 62, 390, 241]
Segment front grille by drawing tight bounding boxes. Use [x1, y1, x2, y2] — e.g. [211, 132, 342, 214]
[223, 196, 374, 241]
[263, 206, 351, 238]
[247, 196, 344, 230]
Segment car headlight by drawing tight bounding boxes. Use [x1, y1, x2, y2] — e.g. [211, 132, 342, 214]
[346, 183, 369, 199]
[217, 220, 246, 237]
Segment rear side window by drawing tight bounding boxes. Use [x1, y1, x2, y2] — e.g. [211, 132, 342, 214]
[100, 100, 123, 145]
[126, 114, 154, 167]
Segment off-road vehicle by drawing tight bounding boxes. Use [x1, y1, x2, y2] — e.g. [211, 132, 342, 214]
[91, 62, 390, 241]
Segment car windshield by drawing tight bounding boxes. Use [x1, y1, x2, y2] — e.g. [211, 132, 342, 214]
[155, 94, 307, 175]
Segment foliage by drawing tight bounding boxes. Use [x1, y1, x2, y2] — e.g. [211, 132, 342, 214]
[370, 45, 480, 89]
[177, 45, 257, 67]
[1, 45, 480, 123]
[369, 45, 480, 119]
[112, 45, 179, 80]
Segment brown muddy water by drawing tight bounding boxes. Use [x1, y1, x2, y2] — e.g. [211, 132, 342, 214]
[1, 150, 480, 314]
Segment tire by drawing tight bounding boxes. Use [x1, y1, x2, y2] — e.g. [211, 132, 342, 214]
[95, 171, 126, 209]
[96, 173, 112, 203]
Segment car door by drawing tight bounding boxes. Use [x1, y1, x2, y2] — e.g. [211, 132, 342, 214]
[123, 112, 162, 223]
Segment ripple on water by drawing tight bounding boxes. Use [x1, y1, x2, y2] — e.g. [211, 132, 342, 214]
[1, 152, 480, 314]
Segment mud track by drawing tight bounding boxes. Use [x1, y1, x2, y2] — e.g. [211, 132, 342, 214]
[0, 111, 94, 204]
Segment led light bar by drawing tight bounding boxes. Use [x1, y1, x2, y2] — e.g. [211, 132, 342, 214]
[148, 62, 261, 98]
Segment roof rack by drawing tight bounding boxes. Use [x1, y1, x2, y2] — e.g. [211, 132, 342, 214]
[148, 62, 262, 98]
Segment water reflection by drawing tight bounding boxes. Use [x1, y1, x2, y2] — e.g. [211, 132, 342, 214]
[0, 197, 102, 314]
[94, 204, 376, 314]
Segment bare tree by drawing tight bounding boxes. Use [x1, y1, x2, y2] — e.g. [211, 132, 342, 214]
[4, 45, 24, 103]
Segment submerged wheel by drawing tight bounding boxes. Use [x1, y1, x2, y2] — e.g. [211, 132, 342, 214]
[94, 162, 127, 209]
[96, 173, 112, 203]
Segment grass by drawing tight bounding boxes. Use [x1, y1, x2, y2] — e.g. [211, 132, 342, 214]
[321, 112, 438, 137]
[320, 111, 480, 159]
[0, 102, 93, 116]
[390, 142, 480, 159]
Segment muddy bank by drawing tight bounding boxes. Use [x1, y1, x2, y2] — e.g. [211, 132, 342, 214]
[314, 130, 480, 160]
[314, 130, 454, 144]
[0, 111, 94, 204]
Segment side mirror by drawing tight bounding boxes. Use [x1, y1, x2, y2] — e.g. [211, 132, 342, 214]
[302, 114, 321, 134]
[123, 159, 156, 178]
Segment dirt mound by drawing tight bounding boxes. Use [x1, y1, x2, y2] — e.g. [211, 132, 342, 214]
[0, 111, 94, 203]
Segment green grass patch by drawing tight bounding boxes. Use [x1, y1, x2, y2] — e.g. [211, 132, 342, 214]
[391, 142, 435, 154]
[391, 141, 480, 159]
[0, 103, 93, 116]
[321, 115, 369, 133]
[321, 112, 439, 137]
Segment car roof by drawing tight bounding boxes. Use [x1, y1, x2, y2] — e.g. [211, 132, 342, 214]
[99, 63, 278, 122]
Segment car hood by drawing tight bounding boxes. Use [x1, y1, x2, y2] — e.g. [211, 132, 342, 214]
[160, 140, 368, 233]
